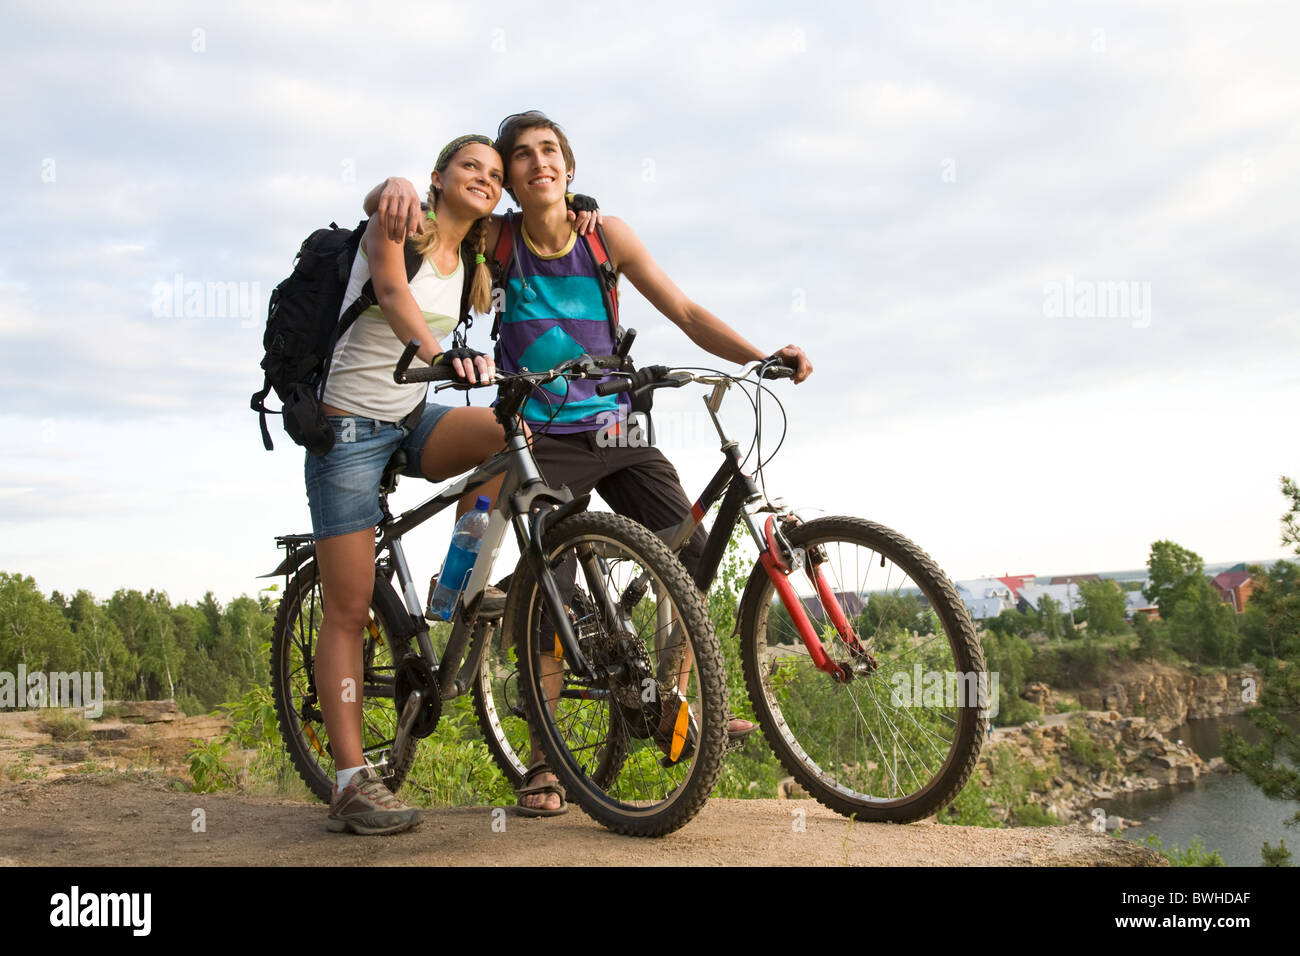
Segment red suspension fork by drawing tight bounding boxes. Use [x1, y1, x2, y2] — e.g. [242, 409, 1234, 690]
[805, 559, 869, 657]
[758, 516, 847, 681]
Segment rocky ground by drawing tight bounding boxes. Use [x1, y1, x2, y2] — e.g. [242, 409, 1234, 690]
[7, 677, 1245, 865]
[0, 702, 1166, 866]
[0, 774, 1162, 867]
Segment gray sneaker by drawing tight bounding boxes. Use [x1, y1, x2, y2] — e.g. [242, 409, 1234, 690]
[426, 579, 507, 621]
[326, 767, 422, 835]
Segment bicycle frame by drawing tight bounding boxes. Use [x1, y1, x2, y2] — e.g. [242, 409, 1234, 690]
[651, 377, 870, 681]
[267, 383, 617, 708]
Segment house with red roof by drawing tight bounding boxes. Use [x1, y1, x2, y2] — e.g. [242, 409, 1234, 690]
[997, 575, 1035, 598]
[1212, 569, 1254, 613]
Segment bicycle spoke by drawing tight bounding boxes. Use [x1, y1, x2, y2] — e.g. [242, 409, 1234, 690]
[743, 519, 982, 818]
[511, 513, 725, 833]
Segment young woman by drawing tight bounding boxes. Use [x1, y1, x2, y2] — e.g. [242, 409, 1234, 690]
[309, 134, 506, 835]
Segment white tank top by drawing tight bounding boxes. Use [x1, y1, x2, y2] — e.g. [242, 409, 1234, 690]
[321, 245, 464, 421]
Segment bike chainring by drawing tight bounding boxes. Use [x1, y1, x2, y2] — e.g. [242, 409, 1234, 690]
[393, 656, 442, 739]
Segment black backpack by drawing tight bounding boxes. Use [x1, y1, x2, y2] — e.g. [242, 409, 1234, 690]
[251, 219, 472, 455]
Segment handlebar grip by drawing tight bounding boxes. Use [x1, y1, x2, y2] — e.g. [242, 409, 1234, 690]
[595, 363, 669, 397]
[615, 327, 637, 363]
[397, 359, 458, 384]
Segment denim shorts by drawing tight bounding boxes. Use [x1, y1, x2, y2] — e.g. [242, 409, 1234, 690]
[304, 401, 455, 540]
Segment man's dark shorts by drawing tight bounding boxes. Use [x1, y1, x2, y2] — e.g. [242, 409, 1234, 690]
[529, 429, 707, 577]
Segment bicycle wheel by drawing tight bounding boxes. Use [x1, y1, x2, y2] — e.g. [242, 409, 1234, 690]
[471, 590, 624, 791]
[470, 616, 529, 790]
[507, 511, 727, 836]
[738, 516, 987, 822]
[270, 561, 416, 803]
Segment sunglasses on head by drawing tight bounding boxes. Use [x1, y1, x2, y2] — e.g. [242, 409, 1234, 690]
[496, 110, 550, 141]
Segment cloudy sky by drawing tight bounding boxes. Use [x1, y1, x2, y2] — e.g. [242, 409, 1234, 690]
[2, 0, 1297, 604]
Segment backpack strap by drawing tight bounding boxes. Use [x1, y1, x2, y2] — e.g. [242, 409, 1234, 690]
[583, 223, 621, 343]
[489, 213, 621, 345]
[316, 235, 424, 403]
[489, 211, 517, 342]
[453, 243, 475, 348]
[252, 376, 276, 450]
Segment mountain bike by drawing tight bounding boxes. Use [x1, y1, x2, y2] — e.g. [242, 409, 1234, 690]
[478, 356, 989, 823]
[264, 344, 727, 836]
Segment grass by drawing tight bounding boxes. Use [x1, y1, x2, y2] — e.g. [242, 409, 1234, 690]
[36, 711, 90, 741]
[0, 753, 47, 782]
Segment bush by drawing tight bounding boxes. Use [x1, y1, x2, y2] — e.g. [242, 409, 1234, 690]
[1012, 803, 1059, 826]
[36, 711, 90, 740]
[940, 775, 1002, 827]
[399, 695, 518, 808]
[1262, 839, 1293, 867]
[1067, 724, 1117, 773]
[186, 738, 236, 793]
[938, 742, 1061, 828]
[1140, 833, 1224, 866]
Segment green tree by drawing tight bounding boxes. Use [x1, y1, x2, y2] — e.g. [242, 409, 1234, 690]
[1222, 476, 1300, 864]
[1261, 839, 1293, 867]
[67, 590, 137, 698]
[1079, 579, 1127, 636]
[109, 588, 179, 700]
[1166, 578, 1240, 665]
[1144, 540, 1205, 616]
[1037, 595, 1062, 643]
[980, 628, 1036, 725]
[1282, 476, 1300, 554]
[853, 591, 930, 646]
[986, 607, 1034, 640]
[0, 572, 78, 672]
[1133, 611, 1166, 661]
[1241, 560, 1298, 660]
[222, 596, 273, 690]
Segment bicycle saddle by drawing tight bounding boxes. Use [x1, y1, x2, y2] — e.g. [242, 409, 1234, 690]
[379, 450, 408, 496]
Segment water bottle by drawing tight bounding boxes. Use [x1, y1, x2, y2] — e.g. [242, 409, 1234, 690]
[428, 496, 492, 621]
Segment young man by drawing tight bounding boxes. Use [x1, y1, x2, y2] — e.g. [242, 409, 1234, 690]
[363, 111, 812, 814]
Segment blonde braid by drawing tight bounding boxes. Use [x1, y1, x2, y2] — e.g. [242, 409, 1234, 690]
[468, 217, 492, 314]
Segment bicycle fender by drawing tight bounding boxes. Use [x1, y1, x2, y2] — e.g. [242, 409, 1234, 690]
[529, 492, 591, 559]
[260, 543, 317, 578]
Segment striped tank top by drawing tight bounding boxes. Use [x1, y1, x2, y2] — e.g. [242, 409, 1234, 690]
[496, 219, 627, 433]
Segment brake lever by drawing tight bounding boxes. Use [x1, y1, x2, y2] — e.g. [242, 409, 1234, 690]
[432, 369, 503, 392]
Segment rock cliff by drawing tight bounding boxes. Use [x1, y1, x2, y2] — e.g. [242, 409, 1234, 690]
[1074, 662, 1254, 733]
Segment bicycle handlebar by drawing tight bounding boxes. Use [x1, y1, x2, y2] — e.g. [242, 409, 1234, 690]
[392, 339, 456, 384]
[594, 364, 671, 397]
[595, 358, 792, 398]
[393, 339, 626, 390]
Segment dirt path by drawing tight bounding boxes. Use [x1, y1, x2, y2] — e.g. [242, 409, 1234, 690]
[0, 775, 1163, 866]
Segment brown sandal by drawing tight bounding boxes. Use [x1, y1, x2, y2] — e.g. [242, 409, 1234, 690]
[514, 761, 568, 817]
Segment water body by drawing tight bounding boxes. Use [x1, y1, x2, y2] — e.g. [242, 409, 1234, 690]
[1097, 714, 1298, 867]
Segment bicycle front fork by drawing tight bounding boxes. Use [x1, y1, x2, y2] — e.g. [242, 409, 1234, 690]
[754, 514, 876, 682]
